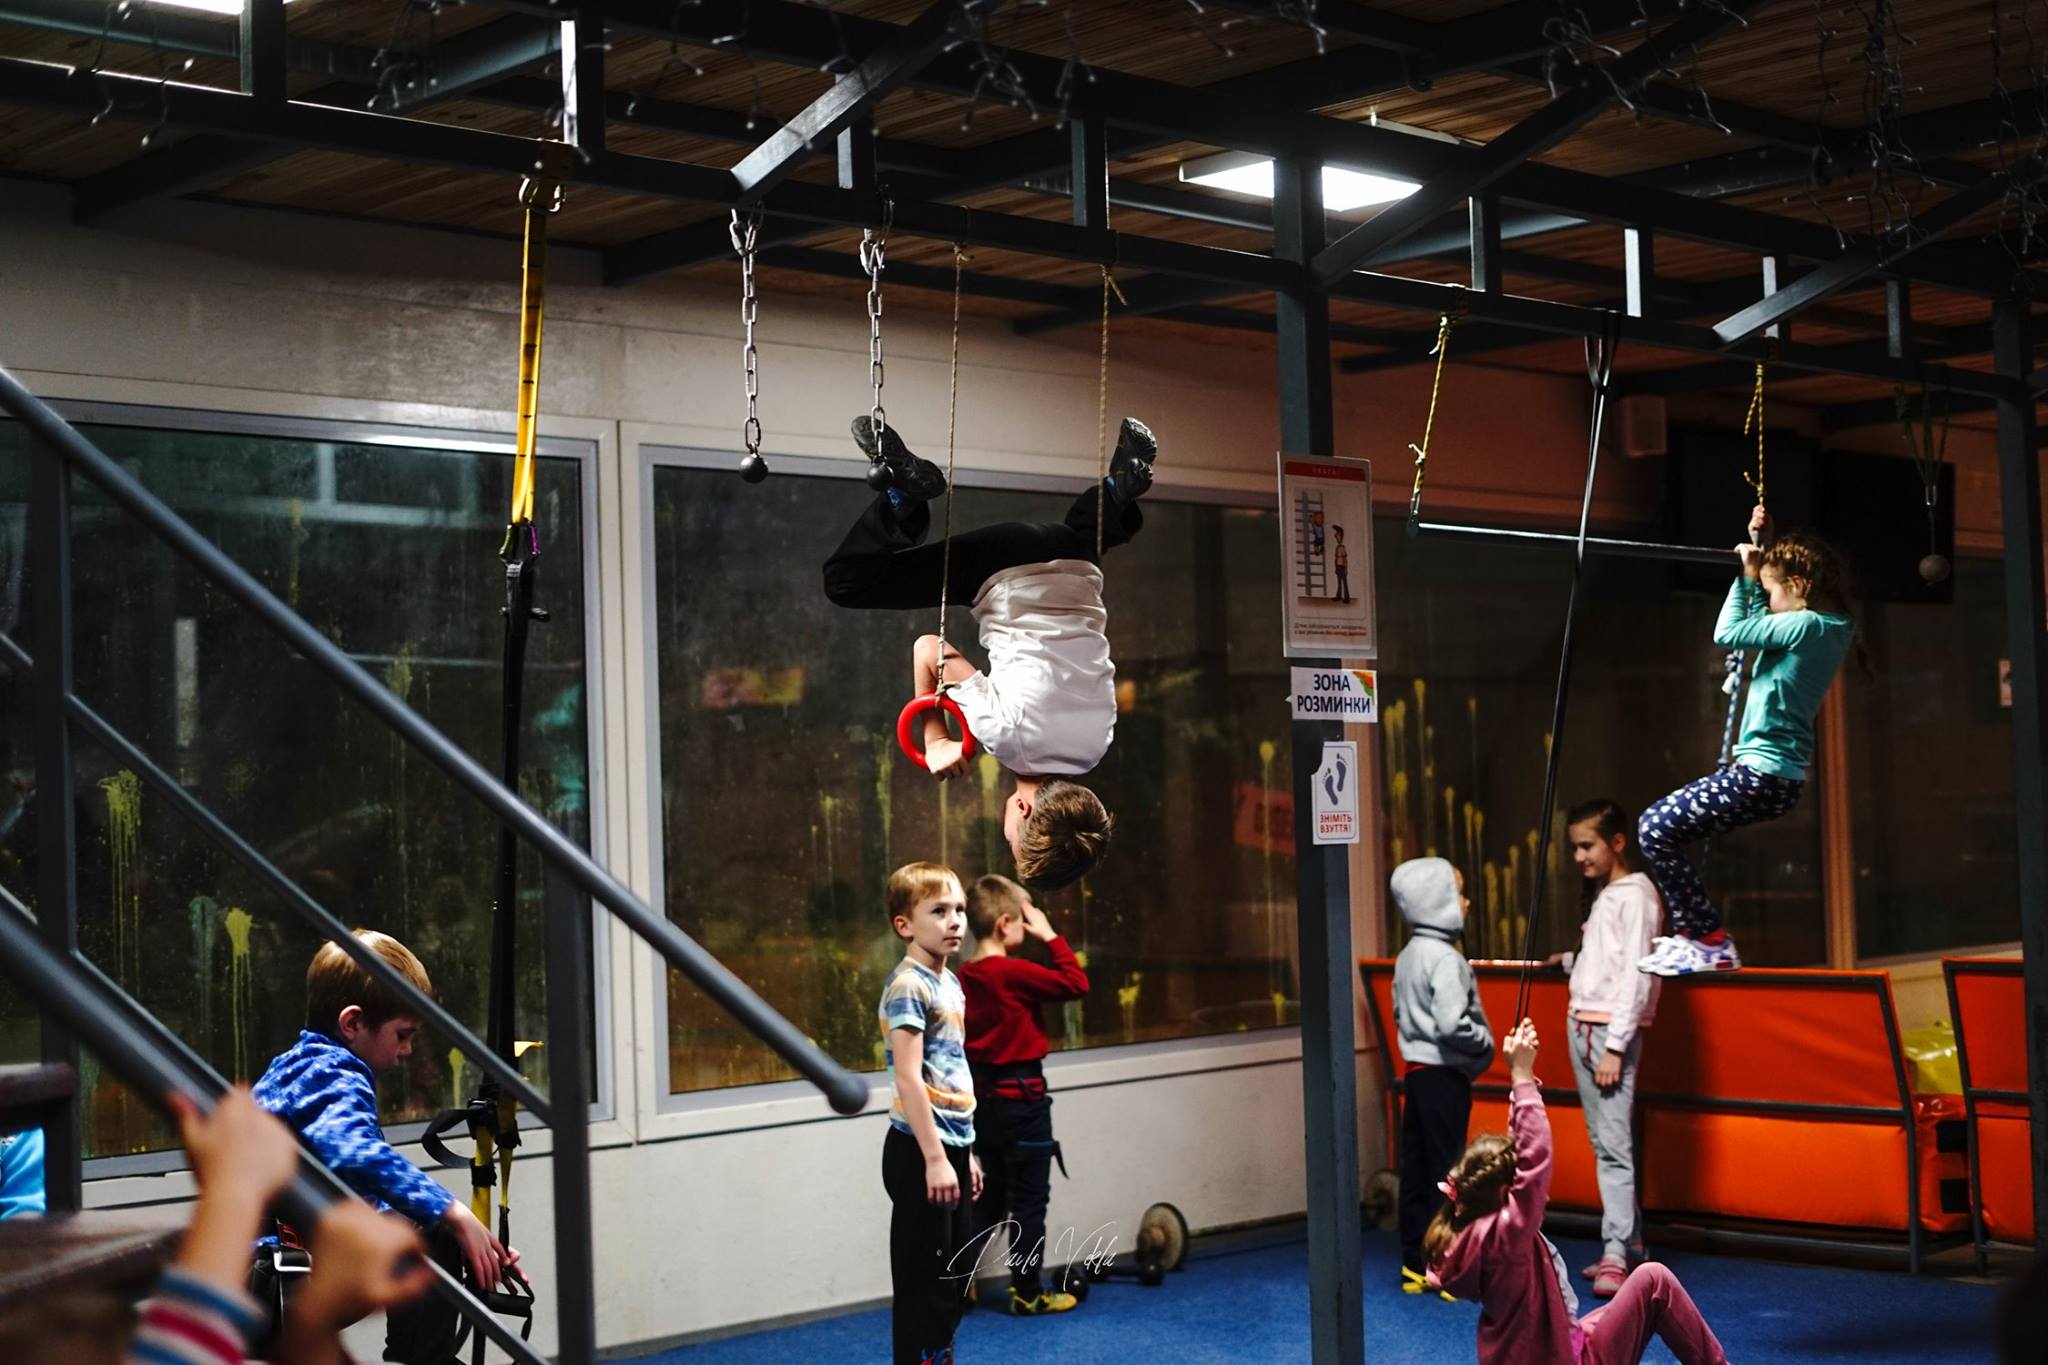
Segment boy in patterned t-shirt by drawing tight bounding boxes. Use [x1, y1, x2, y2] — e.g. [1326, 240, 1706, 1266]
[878, 861, 982, 1365]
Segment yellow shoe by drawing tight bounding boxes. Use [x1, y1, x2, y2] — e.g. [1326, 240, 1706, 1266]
[1400, 1266, 1455, 1302]
[1008, 1286, 1079, 1315]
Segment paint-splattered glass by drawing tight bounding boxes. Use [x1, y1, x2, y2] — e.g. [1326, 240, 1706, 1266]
[1373, 515, 1826, 968]
[651, 466, 1295, 1093]
[0, 420, 589, 1158]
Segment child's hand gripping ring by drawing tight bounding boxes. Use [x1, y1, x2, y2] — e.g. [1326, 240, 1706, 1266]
[897, 692, 978, 769]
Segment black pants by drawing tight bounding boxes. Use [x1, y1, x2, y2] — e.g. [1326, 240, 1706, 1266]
[884, 1126, 974, 1365]
[823, 485, 1143, 612]
[1398, 1065, 1473, 1274]
[1335, 566, 1351, 602]
[969, 1066, 1060, 1296]
[383, 1220, 468, 1364]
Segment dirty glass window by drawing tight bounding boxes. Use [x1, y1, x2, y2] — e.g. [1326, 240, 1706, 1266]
[651, 460, 1295, 1094]
[1373, 518, 1826, 967]
[0, 418, 590, 1158]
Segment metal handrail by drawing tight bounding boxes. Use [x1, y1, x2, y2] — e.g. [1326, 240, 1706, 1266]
[0, 361, 867, 1118]
[0, 883, 547, 1365]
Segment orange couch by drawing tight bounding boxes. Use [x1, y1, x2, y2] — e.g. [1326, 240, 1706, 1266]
[1360, 959, 1963, 1269]
[1944, 958, 2036, 1264]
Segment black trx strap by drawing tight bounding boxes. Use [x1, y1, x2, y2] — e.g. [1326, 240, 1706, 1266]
[421, 161, 564, 1362]
[1512, 313, 1622, 1026]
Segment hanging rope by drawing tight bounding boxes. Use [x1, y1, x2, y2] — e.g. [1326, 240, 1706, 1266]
[937, 243, 968, 681]
[1407, 289, 1466, 526]
[1094, 263, 1126, 560]
[1719, 347, 1773, 769]
[1899, 379, 1953, 585]
[1513, 313, 1622, 1027]
[894, 242, 980, 769]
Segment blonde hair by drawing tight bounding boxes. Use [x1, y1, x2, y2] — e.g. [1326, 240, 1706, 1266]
[886, 861, 961, 926]
[1015, 781, 1112, 891]
[306, 929, 434, 1037]
[967, 874, 1030, 942]
[1422, 1132, 1517, 1265]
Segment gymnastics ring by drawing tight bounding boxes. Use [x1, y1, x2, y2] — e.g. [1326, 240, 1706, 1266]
[896, 692, 977, 768]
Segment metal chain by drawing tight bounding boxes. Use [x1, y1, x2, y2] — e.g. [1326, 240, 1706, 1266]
[731, 209, 763, 457]
[860, 220, 889, 440]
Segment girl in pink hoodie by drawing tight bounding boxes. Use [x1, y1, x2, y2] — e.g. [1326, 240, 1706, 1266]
[1426, 1021, 1728, 1365]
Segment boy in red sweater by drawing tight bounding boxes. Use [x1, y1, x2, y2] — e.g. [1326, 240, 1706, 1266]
[959, 874, 1091, 1316]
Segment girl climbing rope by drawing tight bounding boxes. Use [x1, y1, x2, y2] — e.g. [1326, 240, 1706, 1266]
[1635, 504, 1856, 976]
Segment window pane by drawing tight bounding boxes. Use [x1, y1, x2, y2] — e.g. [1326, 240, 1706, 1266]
[1849, 553, 2016, 958]
[0, 420, 591, 1157]
[1374, 517, 1825, 967]
[652, 463, 1296, 1095]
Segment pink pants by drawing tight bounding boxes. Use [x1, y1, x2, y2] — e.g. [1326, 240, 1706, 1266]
[1576, 1263, 1728, 1365]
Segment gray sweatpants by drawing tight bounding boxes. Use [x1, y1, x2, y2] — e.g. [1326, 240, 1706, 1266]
[1567, 1017, 1644, 1262]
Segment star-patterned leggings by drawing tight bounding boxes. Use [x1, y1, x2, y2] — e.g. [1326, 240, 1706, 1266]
[1636, 763, 1803, 938]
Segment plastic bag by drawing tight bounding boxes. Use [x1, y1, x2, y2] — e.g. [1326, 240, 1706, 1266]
[1904, 1019, 1962, 1096]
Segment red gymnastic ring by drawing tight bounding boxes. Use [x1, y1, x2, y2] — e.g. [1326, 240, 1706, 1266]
[896, 692, 978, 769]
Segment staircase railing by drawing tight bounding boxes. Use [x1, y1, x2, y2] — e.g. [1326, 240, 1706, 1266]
[0, 361, 869, 1362]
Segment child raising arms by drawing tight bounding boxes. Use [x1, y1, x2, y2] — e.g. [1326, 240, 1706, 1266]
[1637, 506, 1855, 975]
[1429, 1021, 1728, 1365]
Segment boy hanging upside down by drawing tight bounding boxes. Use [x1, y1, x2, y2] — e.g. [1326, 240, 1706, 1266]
[823, 414, 1158, 890]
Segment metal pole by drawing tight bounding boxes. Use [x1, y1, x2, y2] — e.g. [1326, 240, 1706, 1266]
[0, 364, 868, 1117]
[1406, 519, 1732, 568]
[1991, 299, 2048, 1249]
[543, 866, 598, 1363]
[1274, 153, 1364, 1365]
[28, 436, 82, 1212]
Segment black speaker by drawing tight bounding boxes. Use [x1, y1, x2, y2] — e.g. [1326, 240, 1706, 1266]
[1664, 425, 1817, 594]
[1812, 449, 1955, 604]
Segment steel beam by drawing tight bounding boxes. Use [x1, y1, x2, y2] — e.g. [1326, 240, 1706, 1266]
[1071, 115, 1109, 231]
[1992, 299, 2048, 1252]
[0, 0, 380, 82]
[1471, 193, 1502, 294]
[561, 13, 605, 161]
[1713, 165, 2037, 347]
[240, 0, 285, 104]
[731, 0, 957, 206]
[1624, 226, 1653, 319]
[1272, 153, 1363, 1365]
[28, 438, 82, 1213]
[1309, 1, 1756, 284]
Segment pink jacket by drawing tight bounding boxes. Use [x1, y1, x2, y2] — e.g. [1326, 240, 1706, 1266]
[1429, 1081, 1579, 1365]
[1563, 872, 1662, 1049]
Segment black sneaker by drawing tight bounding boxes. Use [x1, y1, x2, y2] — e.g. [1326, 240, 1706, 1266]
[1105, 416, 1157, 502]
[852, 416, 947, 501]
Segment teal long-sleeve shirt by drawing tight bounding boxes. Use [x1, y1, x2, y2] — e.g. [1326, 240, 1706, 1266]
[1714, 577, 1853, 781]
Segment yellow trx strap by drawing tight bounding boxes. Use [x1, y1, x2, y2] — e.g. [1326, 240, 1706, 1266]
[509, 175, 565, 528]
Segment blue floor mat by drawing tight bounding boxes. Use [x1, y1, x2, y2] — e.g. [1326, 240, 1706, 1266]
[628, 1230, 2001, 1363]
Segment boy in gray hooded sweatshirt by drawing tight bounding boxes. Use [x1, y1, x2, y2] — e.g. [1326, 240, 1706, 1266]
[1390, 856, 1494, 1293]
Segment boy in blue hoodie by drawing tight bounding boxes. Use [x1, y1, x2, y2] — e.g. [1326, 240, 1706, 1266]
[253, 929, 517, 1363]
[1390, 857, 1494, 1296]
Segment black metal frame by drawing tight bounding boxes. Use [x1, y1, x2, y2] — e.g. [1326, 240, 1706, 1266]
[1944, 957, 2031, 1273]
[0, 365, 868, 1363]
[1, 3, 2046, 1352]
[1357, 961, 1956, 1271]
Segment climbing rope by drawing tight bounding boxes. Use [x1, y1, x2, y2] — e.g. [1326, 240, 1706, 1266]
[1094, 263, 1126, 560]
[1407, 289, 1466, 525]
[1719, 347, 1773, 769]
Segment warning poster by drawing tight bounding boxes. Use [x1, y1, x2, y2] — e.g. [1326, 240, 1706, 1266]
[1277, 454, 1376, 660]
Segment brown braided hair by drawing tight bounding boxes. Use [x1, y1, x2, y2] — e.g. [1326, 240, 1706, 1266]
[1760, 530, 1854, 621]
[1422, 1132, 1518, 1265]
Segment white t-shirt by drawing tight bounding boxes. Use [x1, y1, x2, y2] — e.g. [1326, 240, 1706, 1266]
[948, 559, 1115, 776]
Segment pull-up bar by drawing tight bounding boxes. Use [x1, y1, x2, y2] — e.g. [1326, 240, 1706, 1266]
[1406, 517, 1734, 569]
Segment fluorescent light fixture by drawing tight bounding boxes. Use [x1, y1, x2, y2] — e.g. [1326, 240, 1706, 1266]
[1179, 150, 1419, 212]
[142, 0, 304, 14]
